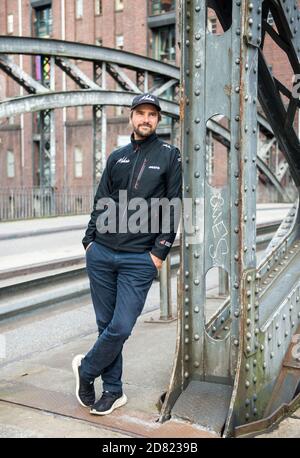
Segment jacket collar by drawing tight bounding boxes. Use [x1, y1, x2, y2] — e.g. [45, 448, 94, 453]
[130, 132, 158, 150]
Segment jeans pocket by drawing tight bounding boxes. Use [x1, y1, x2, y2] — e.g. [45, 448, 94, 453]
[85, 242, 94, 255]
[147, 252, 158, 273]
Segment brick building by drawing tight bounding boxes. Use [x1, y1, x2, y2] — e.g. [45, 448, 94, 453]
[0, 1, 298, 212]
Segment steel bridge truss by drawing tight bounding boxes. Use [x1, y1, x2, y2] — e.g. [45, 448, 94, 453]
[158, 0, 300, 437]
[0, 35, 294, 200]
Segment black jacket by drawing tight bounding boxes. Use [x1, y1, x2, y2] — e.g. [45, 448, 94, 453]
[82, 132, 182, 260]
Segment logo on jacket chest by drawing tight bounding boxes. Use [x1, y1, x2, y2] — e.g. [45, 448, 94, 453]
[117, 156, 130, 164]
[148, 165, 160, 170]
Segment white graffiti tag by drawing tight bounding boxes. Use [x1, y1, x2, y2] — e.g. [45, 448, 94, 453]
[209, 193, 229, 263]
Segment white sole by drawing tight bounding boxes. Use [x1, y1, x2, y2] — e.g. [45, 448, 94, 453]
[72, 354, 89, 408]
[90, 394, 128, 416]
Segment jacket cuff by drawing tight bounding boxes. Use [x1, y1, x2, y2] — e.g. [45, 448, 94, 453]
[150, 246, 170, 261]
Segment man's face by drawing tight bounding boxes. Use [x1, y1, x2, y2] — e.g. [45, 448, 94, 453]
[131, 104, 160, 140]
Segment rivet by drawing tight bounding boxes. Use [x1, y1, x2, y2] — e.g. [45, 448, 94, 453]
[194, 144, 200, 151]
[185, 311, 189, 317]
[185, 337, 189, 344]
[194, 172, 200, 178]
[253, 359, 257, 367]
[234, 339, 239, 346]
[253, 377, 257, 384]
[194, 334, 200, 341]
[185, 271, 189, 277]
[194, 307, 199, 313]
[245, 381, 250, 388]
[184, 355, 189, 361]
[194, 361, 200, 368]
[195, 33, 201, 40]
[184, 372, 189, 378]
[270, 352, 274, 358]
[263, 362, 266, 369]
[253, 408, 258, 416]
[194, 279, 200, 285]
[194, 252, 200, 258]
[185, 298, 189, 304]
[245, 363, 250, 371]
[185, 324, 189, 330]
[245, 399, 250, 406]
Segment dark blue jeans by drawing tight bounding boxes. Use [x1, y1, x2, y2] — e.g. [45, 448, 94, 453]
[80, 241, 157, 394]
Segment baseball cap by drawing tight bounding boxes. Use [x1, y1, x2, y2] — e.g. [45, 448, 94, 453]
[131, 93, 161, 111]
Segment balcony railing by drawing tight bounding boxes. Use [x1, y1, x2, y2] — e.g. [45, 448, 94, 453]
[150, 0, 175, 16]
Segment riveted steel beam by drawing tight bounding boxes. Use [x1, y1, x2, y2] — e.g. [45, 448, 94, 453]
[0, 55, 49, 94]
[55, 57, 101, 90]
[0, 36, 180, 80]
[160, 0, 300, 438]
[0, 90, 180, 119]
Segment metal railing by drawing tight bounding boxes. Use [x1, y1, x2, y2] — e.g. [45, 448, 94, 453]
[149, 0, 175, 16]
[0, 186, 95, 221]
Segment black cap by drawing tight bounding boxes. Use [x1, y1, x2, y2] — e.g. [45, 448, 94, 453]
[131, 93, 161, 111]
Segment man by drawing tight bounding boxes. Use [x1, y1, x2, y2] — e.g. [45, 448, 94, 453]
[72, 93, 181, 416]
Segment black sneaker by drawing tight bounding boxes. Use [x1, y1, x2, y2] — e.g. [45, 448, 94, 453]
[90, 391, 127, 416]
[72, 354, 95, 407]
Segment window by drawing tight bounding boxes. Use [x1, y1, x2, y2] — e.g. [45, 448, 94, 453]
[7, 14, 14, 34]
[76, 0, 83, 19]
[34, 6, 52, 38]
[77, 106, 84, 120]
[208, 17, 217, 34]
[115, 0, 124, 12]
[95, 0, 102, 15]
[150, 0, 175, 16]
[116, 106, 125, 117]
[152, 26, 176, 63]
[74, 147, 83, 178]
[7, 151, 15, 178]
[116, 35, 124, 50]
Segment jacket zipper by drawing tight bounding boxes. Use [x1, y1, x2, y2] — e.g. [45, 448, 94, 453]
[134, 158, 147, 190]
[118, 146, 141, 243]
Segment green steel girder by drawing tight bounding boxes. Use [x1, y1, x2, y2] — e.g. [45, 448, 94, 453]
[159, 0, 300, 437]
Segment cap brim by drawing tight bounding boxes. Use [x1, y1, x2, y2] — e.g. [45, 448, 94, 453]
[131, 101, 161, 111]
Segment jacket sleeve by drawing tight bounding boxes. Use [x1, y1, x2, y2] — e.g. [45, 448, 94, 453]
[151, 147, 182, 261]
[82, 156, 113, 250]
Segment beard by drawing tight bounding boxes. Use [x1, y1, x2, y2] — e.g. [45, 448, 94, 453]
[133, 124, 155, 138]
